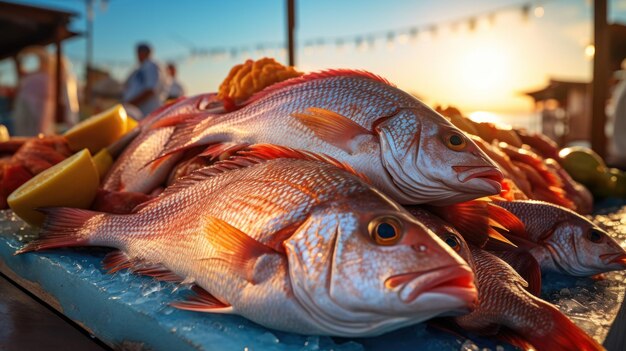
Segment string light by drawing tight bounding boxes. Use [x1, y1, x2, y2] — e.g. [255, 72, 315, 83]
[72, 1, 551, 69]
[585, 44, 595, 59]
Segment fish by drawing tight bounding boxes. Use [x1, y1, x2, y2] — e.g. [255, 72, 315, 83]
[101, 93, 224, 194]
[406, 207, 602, 351]
[152, 69, 503, 206]
[490, 200, 626, 276]
[456, 246, 604, 351]
[19, 147, 477, 337]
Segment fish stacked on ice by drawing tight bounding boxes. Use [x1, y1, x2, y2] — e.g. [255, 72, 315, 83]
[12, 61, 625, 349]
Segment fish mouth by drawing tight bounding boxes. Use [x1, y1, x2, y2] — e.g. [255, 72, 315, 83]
[385, 265, 476, 305]
[452, 166, 503, 193]
[600, 252, 626, 266]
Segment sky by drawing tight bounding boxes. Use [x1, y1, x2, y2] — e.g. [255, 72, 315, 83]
[4, 0, 626, 120]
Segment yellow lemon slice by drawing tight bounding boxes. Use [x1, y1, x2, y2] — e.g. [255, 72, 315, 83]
[93, 148, 114, 179]
[64, 104, 128, 154]
[125, 115, 138, 132]
[0, 124, 9, 142]
[8, 149, 100, 226]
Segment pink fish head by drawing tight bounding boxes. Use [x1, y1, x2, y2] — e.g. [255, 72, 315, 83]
[547, 219, 626, 276]
[376, 105, 503, 206]
[283, 192, 476, 337]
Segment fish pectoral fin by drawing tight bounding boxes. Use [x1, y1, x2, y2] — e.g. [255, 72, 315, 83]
[487, 203, 527, 238]
[292, 107, 373, 154]
[171, 285, 233, 313]
[102, 250, 183, 283]
[204, 216, 279, 283]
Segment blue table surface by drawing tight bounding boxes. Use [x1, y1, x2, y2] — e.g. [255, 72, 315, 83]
[1, 199, 625, 351]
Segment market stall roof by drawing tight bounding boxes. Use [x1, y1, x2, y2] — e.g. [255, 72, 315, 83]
[0, 1, 79, 60]
[524, 79, 588, 102]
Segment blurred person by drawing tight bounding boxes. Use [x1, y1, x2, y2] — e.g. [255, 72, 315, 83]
[52, 56, 80, 131]
[12, 46, 54, 136]
[122, 43, 168, 119]
[166, 62, 185, 99]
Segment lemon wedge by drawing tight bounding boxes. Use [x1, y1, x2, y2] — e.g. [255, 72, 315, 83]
[125, 115, 138, 132]
[0, 124, 9, 142]
[64, 104, 128, 154]
[92, 148, 114, 179]
[8, 149, 100, 226]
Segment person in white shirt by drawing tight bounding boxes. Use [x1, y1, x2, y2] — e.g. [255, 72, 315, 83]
[12, 46, 54, 136]
[122, 43, 167, 119]
[166, 62, 185, 100]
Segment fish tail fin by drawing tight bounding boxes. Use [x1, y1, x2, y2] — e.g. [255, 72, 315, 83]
[528, 303, 604, 351]
[16, 208, 102, 254]
[428, 200, 518, 248]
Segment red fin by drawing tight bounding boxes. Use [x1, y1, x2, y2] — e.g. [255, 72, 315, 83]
[494, 251, 542, 296]
[132, 264, 182, 282]
[15, 208, 100, 254]
[154, 116, 216, 162]
[428, 200, 517, 248]
[204, 216, 278, 282]
[239, 144, 371, 183]
[244, 69, 395, 105]
[495, 329, 536, 351]
[486, 203, 527, 238]
[148, 153, 174, 172]
[171, 285, 233, 313]
[529, 302, 604, 351]
[292, 107, 373, 154]
[149, 112, 208, 130]
[484, 232, 538, 251]
[102, 250, 182, 282]
[198, 142, 250, 161]
[102, 250, 133, 273]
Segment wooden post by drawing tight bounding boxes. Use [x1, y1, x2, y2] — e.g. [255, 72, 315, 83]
[287, 0, 295, 66]
[55, 24, 63, 125]
[85, 0, 94, 105]
[591, 0, 609, 158]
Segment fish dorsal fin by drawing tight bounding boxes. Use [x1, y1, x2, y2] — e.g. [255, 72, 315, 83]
[171, 285, 233, 313]
[427, 199, 518, 248]
[243, 69, 395, 105]
[239, 144, 371, 184]
[156, 143, 370, 199]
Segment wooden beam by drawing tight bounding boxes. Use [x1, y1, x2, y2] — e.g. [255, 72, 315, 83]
[591, 0, 609, 158]
[54, 24, 63, 126]
[286, 0, 295, 66]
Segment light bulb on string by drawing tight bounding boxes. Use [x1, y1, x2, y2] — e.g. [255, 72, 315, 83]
[397, 33, 409, 45]
[386, 32, 396, 51]
[534, 5, 545, 18]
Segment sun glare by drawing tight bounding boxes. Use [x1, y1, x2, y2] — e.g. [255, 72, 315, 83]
[468, 111, 502, 124]
[460, 47, 508, 93]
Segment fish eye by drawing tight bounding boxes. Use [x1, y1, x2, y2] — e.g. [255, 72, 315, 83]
[368, 216, 403, 246]
[444, 233, 462, 252]
[444, 132, 467, 151]
[586, 228, 604, 243]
